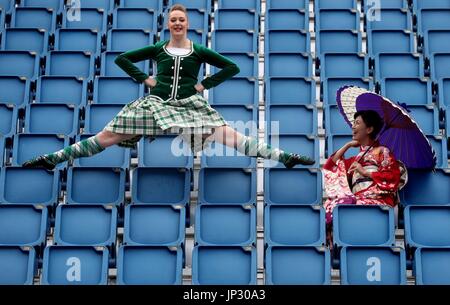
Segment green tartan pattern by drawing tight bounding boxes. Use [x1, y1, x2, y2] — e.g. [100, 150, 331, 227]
[104, 94, 227, 150]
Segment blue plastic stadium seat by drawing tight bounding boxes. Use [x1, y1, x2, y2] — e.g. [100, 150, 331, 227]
[264, 168, 322, 205]
[12, 134, 69, 168]
[124, 204, 185, 246]
[66, 167, 125, 206]
[1, 28, 49, 54]
[0, 8, 4, 31]
[266, 135, 319, 169]
[24, 103, 79, 136]
[10, 7, 56, 32]
[321, 77, 373, 105]
[340, 246, 407, 285]
[316, 9, 359, 30]
[112, 8, 157, 31]
[366, 8, 412, 30]
[101, 51, 150, 77]
[41, 245, 109, 285]
[325, 105, 352, 135]
[264, 205, 325, 246]
[19, 0, 64, 11]
[93, 77, 144, 104]
[0, 0, 14, 12]
[417, 9, 450, 35]
[266, 0, 308, 9]
[0, 136, 4, 166]
[427, 136, 448, 168]
[405, 105, 440, 135]
[195, 204, 256, 246]
[367, 30, 414, 55]
[317, 30, 362, 54]
[0, 204, 47, 247]
[35, 76, 88, 106]
[333, 205, 396, 247]
[138, 135, 193, 168]
[266, 53, 312, 78]
[0, 51, 39, 78]
[413, 0, 450, 11]
[62, 8, 107, 32]
[163, 8, 207, 31]
[0, 167, 60, 206]
[119, 0, 163, 11]
[265, 246, 331, 285]
[198, 168, 256, 205]
[218, 0, 260, 10]
[265, 30, 310, 53]
[72, 0, 113, 11]
[364, 0, 408, 10]
[107, 29, 153, 51]
[212, 29, 257, 53]
[265, 9, 308, 31]
[83, 104, 124, 134]
[212, 52, 257, 78]
[266, 77, 316, 105]
[431, 53, 450, 80]
[400, 169, 450, 205]
[319, 53, 368, 78]
[209, 77, 258, 106]
[414, 247, 450, 285]
[438, 77, 450, 109]
[423, 30, 450, 57]
[327, 134, 359, 158]
[168, 0, 211, 11]
[375, 53, 425, 80]
[0, 76, 30, 106]
[132, 167, 191, 205]
[192, 245, 257, 285]
[54, 204, 117, 247]
[0, 246, 36, 285]
[214, 9, 258, 31]
[45, 51, 94, 78]
[54, 29, 101, 54]
[381, 77, 432, 106]
[117, 245, 183, 285]
[0, 104, 17, 136]
[160, 28, 206, 46]
[315, 0, 357, 9]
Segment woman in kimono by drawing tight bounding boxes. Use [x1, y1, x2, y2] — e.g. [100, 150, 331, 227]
[23, 4, 314, 170]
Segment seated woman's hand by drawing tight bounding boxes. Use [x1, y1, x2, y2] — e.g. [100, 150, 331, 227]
[144, 77, 157, 88]
[194, 83, 205, 93]
[346, 140, 360, 148]
[348, 162, 371, 177]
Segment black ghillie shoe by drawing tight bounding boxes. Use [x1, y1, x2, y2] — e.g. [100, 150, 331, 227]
[283, 153, 315, 169]
[22, 155, 56, 170]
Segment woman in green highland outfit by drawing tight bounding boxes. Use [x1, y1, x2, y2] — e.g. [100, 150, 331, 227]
[23, 4, 314, 169]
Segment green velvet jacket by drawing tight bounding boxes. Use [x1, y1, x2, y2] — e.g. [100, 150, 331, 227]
[115, 40, 240, 100]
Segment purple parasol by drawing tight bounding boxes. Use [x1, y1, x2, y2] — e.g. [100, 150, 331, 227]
[336, 85, 436, 169]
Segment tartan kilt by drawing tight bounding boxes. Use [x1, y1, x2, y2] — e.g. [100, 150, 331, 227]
[103, 93, 227, 153]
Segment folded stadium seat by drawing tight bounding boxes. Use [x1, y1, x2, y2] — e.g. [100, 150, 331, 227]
[0, 8, 4, 31]
[209, 77, 258, 106]
[266, 135, 319, 169]
[124, 204, 186, 246]
[265, 9, 309, 31]
[318, 53, 369, 78]
[0, 204, 48, 247]
[41, 245, 109, 285]
[439, 77, 450, 110]
[211, 29, 257, 53]
[211, 52, 257, 78]
[132, 167, 191, 205]
[0, 0, 14, 12]
[54, 28, 102, 54]
[66, 167, 125, 206]
[217, 0, 261, 10]
[264, 168, 322, 205]
[167, 0, 211, 11]
[117, 245, 183, 285]
[0, 136, 4, 167]
[198, 168, 256, 205]
[11, 134, 69, 169]
[0, 51, 40, 79]
[72, 0, 114, 11]
[321, 77, 373, 106]
[0, 76, 31, 107]
[214, 9, 258, 31]
[413, 0, 450, 11]
[315, 0, 357, 10]
[266, 77, 316, 105]
[160, 28, 206, 46]
[365, 8, 412, 31]
[316, 9, 360, 31]
[266, 53, 313, 78]
[427, 135, 448, 168]
[266, 0, 308, 9]
[265, 246, 331, 285]
[61, 8, 107, 32]
[417, 9, 450, 36]
[431, 53, 450, 81]
[265, 30, 310, 54]
[195, 204, 256, 246]
[0, 246, 36, 285]
[119, 0, 164, 11]
[138, 135, 194, 168]
[112, 8, 158, 32]
[45, 51, 94, 78]
[0, 104, 17, 136]
[403, 104, 440, 136]
[422, 30, 450, 57]
[364, 0, 408, 10]
[1, 28, 49, 54]
[18, 0, 64, 11]
[400, 169, 450, 205]
[316, 30, 362, 55]
[73, 134, 130, 168]
[340, 246, 407, 284]
[326, 134, 359, 158]
[100, 51, 150, 77]
[83, 103, 124, 134]
[265, 104, 318, 135]
[163, 8, 208, 32]
[414, 247, 450, 284]
[333, 205, 396, 248]
[24, 103, 79, 136]
[324, 105, 352, 135]
[381, 77, 432, 106]
[0, 167, 60, 206]
[374, 53, 425, 80]
[35, 76, 88, 106]
[10, 7, 56, 32]
[92, 76, 144, 105]
[107, 29, 154, 52]
[264, 204, 325, 246]
[367, 30, 415, 56]
[53, 204, 117, 247]
[192, 245, 257, 285]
